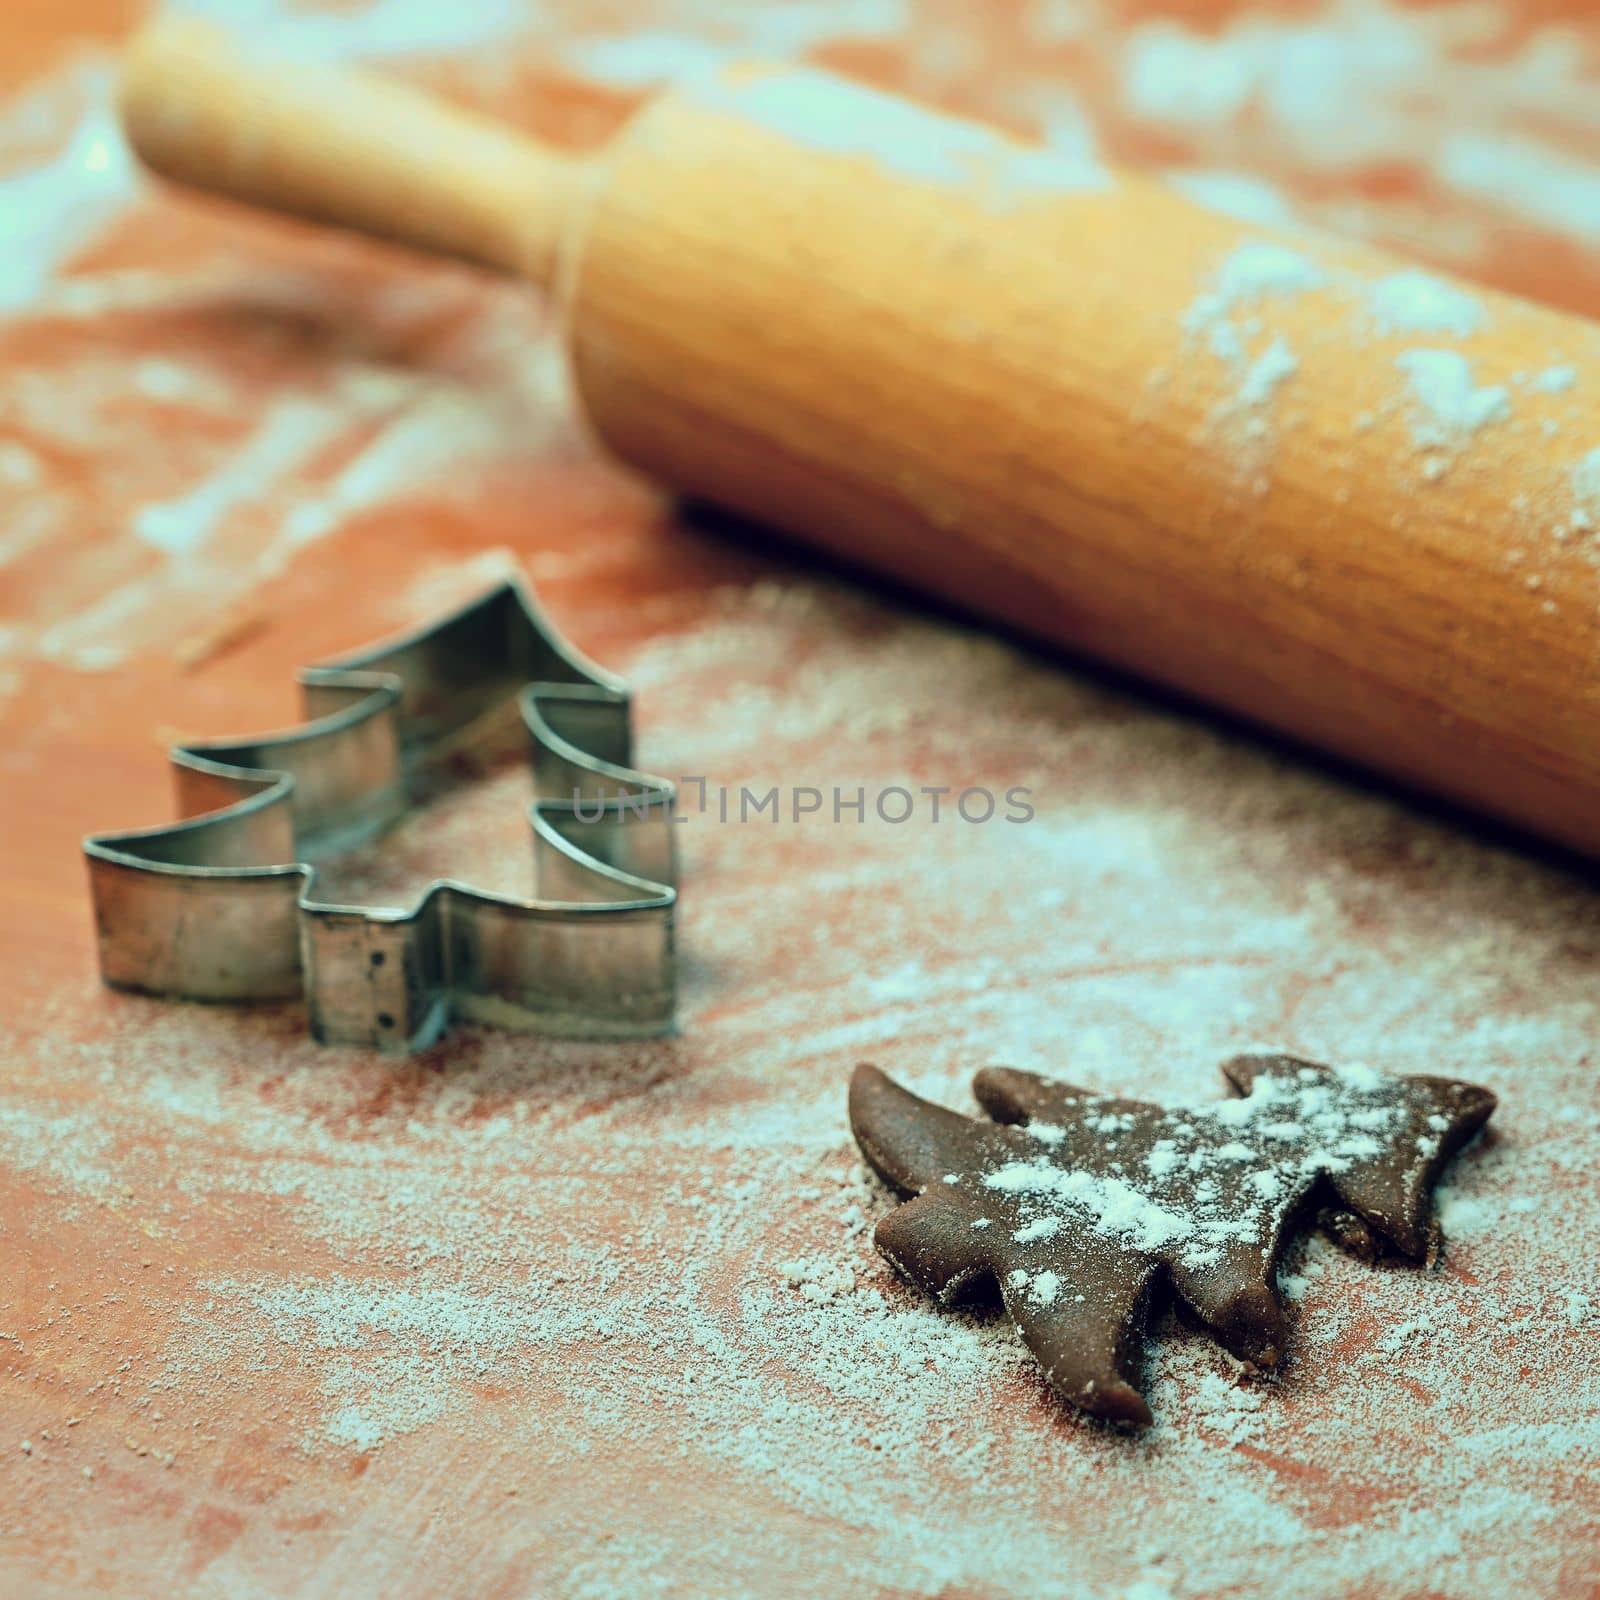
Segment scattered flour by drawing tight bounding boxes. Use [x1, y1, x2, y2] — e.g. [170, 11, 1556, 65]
[8, 3, 1600, 1594]
[1184, 241, 1328, 362]
[0, 64, 136, 315]
[1528, 366, 1577, 396]
[1183, 245, 1324, 454]
[1367, 271, 1486, 339]
[1186, 1370, 1264, 1445]
[779, 1256, 856, 1303]
[1169, 170, 1297, 229]
[1439, 134, 1600, 251]
[7, 577, 1600, 1595]
[176, 0, 533, 62]
[132, 398, 350, 556]
[705, 70, 1109, 199]
[559, 1, 906, 88]
[1122, 0, 1600, 236]
[1394, 350, 1511, 450]
[1568, 448, 1600, 526]
[1235, 336, 1298, 409]
[975, 1061, 1436, 1278]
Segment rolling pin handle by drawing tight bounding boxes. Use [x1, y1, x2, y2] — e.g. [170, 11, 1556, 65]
[119, 16, 579, 284]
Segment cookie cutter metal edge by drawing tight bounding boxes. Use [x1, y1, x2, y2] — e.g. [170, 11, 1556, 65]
[83, 578, 676, 1053]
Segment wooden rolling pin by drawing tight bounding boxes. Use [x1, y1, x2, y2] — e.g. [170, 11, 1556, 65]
[122, 19, 1600, 856]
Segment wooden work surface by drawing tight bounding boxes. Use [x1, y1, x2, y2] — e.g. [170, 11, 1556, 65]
[3, 4, 1598, 1596]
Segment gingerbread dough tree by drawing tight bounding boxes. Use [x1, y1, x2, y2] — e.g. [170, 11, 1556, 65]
[849, 1053, 1495, 1427]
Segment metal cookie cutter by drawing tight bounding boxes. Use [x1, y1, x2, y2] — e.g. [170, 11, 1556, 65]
[84, 580, 676, 1052]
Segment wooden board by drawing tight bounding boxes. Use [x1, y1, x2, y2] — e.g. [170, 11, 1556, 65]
[3, 4, 1598, 1596]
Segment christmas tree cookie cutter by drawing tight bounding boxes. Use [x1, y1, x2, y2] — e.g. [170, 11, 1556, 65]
[84, 579, 676, 1053]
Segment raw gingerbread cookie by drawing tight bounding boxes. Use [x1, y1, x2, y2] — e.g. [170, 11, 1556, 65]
[849, 1053, 1495, 1427]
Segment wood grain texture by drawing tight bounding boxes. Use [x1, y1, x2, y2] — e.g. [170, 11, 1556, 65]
[121, 27, 1600, 855]
[572, 70, 1600, 854]
[4, 4, 1600, 1597]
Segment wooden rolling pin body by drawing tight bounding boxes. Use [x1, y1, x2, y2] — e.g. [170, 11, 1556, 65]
[123, 24, 1600, 855]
